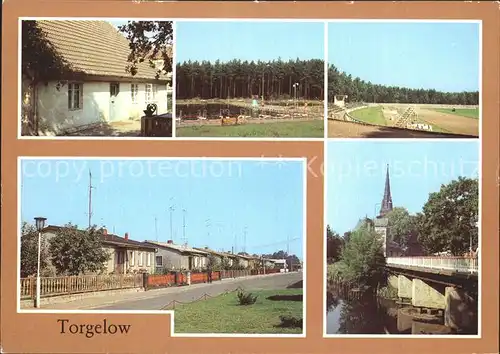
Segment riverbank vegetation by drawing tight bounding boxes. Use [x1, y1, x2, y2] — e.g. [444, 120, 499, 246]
[326, 224, 385, 288]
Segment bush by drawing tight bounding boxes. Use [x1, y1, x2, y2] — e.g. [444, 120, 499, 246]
[236, 290, 258, 305]
[278, 315, 303, 328]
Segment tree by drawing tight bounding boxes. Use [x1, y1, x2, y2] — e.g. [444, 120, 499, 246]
[21, 21, 74, 134]
[20, 222, 51, 278]
[118, 21, 173, 78]
[417, 177, 479, 255]
[176, 59, 325, 100]
[286, 254, 301, 270]
[220, 256, 232, 270]
[22, 21, 73, 84]
[334, 228, 386, 287]
[328, 64, 479, 105]
[48, 224, 110, 275]
[326, 225, 344, 263]
[385, 207, 418, 248]
[206, 254, 218, 270]
[343, 231, 352, 244]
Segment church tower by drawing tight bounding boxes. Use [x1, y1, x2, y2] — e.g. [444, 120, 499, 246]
[374, 164, 393, 257]
[379, 164, 393, 217]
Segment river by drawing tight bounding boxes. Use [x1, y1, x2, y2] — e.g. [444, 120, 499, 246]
[326, 288, 477, 335]
[326, 290, 399, 334]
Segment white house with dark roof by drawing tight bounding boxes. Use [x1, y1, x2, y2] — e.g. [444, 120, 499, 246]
[21, 20, 173, 135]
[145, 240, 210, 272]
[41, 226, 157, 275]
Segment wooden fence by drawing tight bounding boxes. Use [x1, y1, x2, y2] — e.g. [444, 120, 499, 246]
[20, 274, 144, 300]
[21, 268, 289, 299]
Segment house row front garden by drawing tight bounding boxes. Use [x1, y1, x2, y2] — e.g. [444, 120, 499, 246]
[20, 268, 285, 301]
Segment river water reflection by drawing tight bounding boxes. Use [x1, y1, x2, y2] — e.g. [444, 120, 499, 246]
[326, 289, 477, 335]
[326, 290, 399, 334]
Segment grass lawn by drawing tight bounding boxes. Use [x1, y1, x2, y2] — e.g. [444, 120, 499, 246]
[350, 107, 387, 125]
[176, 120, 324, 138]
[173, 289, 303, 334]
[432, 108, 479, 119]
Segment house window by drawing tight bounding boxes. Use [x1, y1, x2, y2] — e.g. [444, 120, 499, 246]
[145, 84, 153, 103]
[129, 251, 135, 266]
[147, 253, 151, 267]
[110, 83, 120, 97]
[131, 84, 139, 103]
[156, 256, 163, 266]
[68, 83, 83, 110]
[152, 84, 158, 101]
[138, 252, 143, 266]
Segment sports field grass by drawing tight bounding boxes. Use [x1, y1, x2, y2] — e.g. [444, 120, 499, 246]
[173, 289, 303, 334]
[432, 108, 479, 119]
[350, 106, 387, 125]
[176, 120, 324, 138]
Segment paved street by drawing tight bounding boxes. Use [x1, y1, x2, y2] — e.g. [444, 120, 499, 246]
[42, 272, 302, 311]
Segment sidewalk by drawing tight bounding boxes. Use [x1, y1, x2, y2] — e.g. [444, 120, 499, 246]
[32, 272, 287, 310]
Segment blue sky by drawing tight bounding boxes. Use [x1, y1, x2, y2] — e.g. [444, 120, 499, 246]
[326, 140, 480, 236]
[20, 159, 304, 259]
[175, 21, 324, 63]
[328, 22, 480, 92]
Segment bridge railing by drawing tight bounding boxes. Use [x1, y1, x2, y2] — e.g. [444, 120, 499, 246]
[386, 256, 478, 274]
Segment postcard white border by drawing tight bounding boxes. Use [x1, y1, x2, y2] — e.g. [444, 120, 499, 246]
[17, 156, 308, 338]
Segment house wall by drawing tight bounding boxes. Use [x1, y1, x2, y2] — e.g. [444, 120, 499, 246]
[155, 248, 188, 271]
[207, 254, 223, 266]
[103, 246, 115, 274]
[36, 81, 170, 134]
[238, 258, 249, 268]
[21, 77, 36, 135]
[264, 261, 275, 268]
[155, 247, 209, 271]
[192, 255, 208, 269]
[125, 249, 156, 274]
[374, 225, 388, 256]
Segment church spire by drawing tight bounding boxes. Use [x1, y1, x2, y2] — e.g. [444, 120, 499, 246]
[379, 164, 393, 217]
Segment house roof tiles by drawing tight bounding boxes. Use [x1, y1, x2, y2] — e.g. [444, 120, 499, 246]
[35, 20, 171, 81]
[146, 241, 209, 255]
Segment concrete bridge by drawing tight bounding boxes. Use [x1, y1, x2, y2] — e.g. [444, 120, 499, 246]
[385, 256, 478, 332]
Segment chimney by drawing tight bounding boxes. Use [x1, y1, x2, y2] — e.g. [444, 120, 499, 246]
[167, 240, 173, 244]
[125, 232, 129, 240]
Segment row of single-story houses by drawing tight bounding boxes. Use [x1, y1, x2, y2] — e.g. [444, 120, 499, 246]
[21, 20, 173, 136]
[39, 225, 288, 276]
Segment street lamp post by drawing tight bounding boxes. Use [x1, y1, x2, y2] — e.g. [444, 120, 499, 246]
[292, 83, 299, 108]
[292, 83, 300, 118]
[261, 64, 271, 102]
[34, 216, 46, 309]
